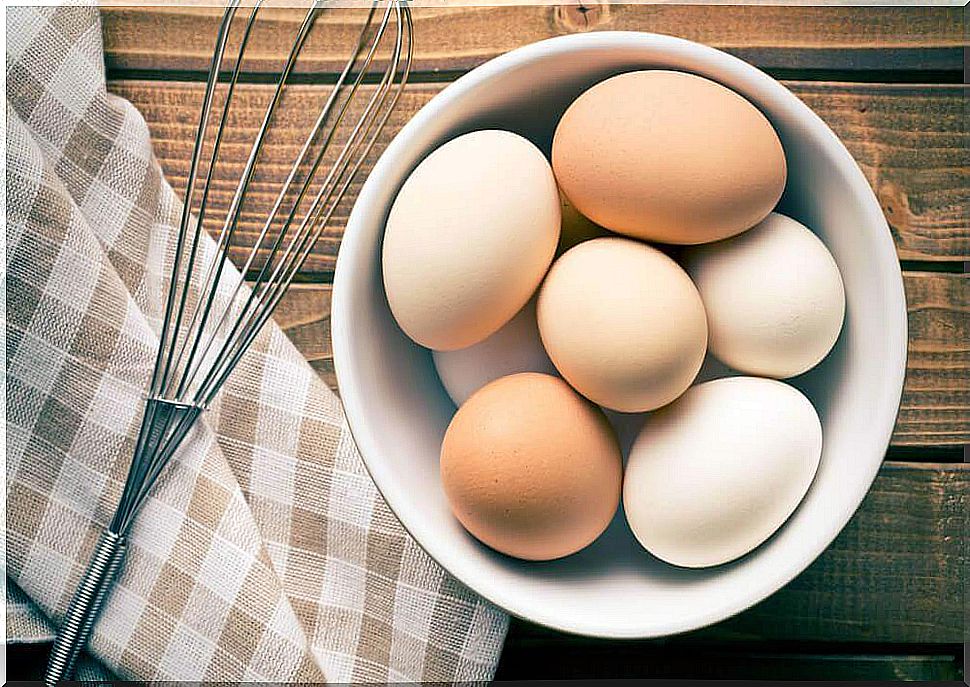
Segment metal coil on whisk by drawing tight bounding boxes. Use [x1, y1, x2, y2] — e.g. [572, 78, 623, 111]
[45, 2, 412, 682]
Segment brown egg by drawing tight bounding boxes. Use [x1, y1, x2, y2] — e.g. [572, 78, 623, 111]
[440, 373, 622, 561]
[552, 70, 786, 245]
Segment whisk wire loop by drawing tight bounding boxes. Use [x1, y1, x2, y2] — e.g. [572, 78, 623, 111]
[179, 1, 378, 403]
[195, 1, 410, 404]
[149, 3, 240, 401]
[165, 1, 261, 401]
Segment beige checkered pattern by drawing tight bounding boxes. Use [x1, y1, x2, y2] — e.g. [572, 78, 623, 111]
[5, 5, 508, 682]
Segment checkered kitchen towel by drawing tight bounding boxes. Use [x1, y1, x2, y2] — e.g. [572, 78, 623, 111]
[5, 4, 508, 682]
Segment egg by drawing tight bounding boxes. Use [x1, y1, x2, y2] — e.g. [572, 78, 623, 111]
[683, 212, 846, 378]
[623, 377, 822, 568]
[553, 70, 786, 245]
[383, 130, 560, 350]
[537, 237, 707, 412]
[440, 373, 622, 561]
[432, 298, 557, 406]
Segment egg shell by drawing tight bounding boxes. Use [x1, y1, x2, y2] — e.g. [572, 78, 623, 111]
[537, 237, 708, 412]
[383, 130, 560, 350]
[683, 212, 846, 378]
[553, 70, 786, 245]
[623, 377, 822, 568]
[432, 298, 557, 406]
[440, 373, 622, 561]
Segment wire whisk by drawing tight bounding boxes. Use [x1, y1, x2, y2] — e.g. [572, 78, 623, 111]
[45, 1, 412, 682]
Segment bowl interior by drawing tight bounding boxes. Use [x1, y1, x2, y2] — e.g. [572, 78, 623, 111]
[332, 33, 907, 638]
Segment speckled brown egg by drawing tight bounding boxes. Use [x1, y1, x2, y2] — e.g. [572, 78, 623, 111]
[553, 70, 786, 245]
[440, 373, 622, 561]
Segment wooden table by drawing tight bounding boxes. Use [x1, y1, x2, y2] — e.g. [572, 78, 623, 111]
[11, 4, 967, 681]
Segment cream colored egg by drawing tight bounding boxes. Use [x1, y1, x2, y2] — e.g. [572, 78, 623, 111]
[623, 377, 822, 568]
[537, 237, 707, 412]
[683, 212, 845, 378]
[432, 299, 557, 406]
[383, 130, 560, 351]
[553, 70, 786, 245]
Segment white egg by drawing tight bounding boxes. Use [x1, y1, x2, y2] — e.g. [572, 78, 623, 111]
[623, 377, 822, 568]
[382, 130, 560, 351]
[682, 212, 845, 379]
[432, 299, 557, 406]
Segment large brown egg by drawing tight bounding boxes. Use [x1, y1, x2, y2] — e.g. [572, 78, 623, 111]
[553, 70, 786, 245]
[440, 373, 622, 561]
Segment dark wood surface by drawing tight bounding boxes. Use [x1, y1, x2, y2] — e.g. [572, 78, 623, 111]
[10, 4, 966, 681]
[109, 80, 970, 271]
[99, 4, 965, 75]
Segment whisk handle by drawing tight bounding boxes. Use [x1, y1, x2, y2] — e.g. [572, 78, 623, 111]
[45, 529, 127, 685]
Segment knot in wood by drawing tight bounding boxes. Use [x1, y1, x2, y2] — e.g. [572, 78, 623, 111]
[555, 2, 609, 33]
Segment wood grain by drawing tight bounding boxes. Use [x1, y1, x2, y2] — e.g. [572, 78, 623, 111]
[793, 84, 970, 261]
[7, 639, 961, 682]
[100, 5, 965, 76]
[501, 463, 967, 645]
[273, 283, 336, 391]
[236, 278, 970, 643]
[495, 640, 963, 680]
[269, 273, 969, 448]
[895, 272, 969, 446]
[109, 79, 970, 270]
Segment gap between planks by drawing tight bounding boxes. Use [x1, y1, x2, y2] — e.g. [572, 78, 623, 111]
[99, 4, 966, 76]
[4, 641, 962, 681]
[267, 272, 970, 448]
[494, 636, 964, 680]
[108, 79, 970, 269]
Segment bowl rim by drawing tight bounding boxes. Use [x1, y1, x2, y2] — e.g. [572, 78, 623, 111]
[332, 30, 909, 639]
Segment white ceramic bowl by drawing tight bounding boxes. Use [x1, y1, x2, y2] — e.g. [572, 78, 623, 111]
[332, 32, 907, 638]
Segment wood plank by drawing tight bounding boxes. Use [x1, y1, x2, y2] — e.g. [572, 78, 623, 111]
[108, 79, 970, 270]
[495, 639, 964, 680]
[792, 84, 970, 261]
[502, 463, 968, 645]
[4, 641, 962, 682]
[894, 271, 969, 446]
[100, 5, 965, 75]
[273, 283, 336, 392]
[269, 272, 969, 448]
